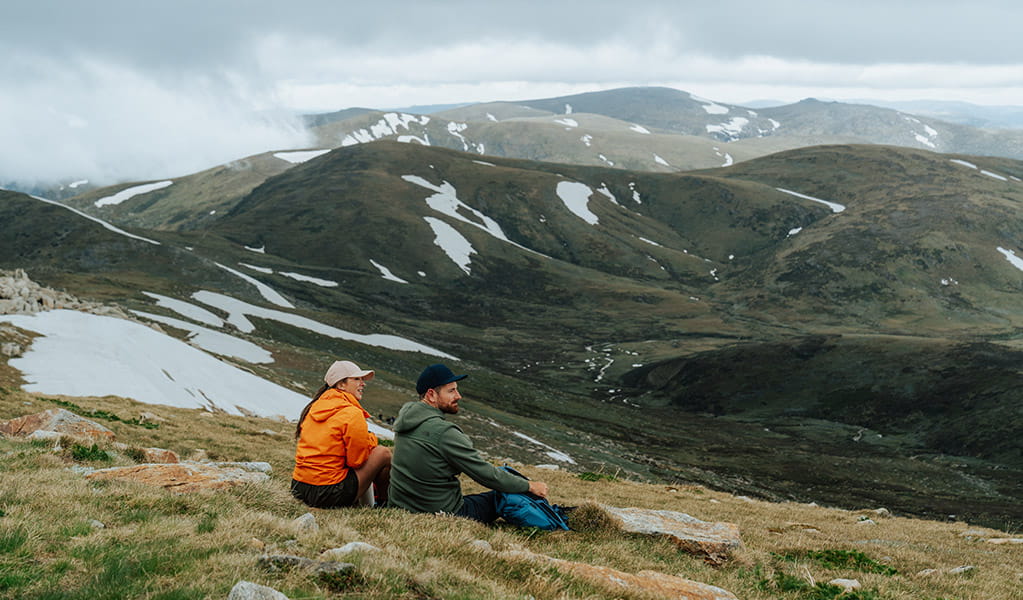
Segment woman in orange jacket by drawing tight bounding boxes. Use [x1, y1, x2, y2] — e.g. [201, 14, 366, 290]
[291, 360, 392, 508]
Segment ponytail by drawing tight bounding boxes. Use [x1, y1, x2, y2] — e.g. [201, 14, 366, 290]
[295, 383, 331, 440]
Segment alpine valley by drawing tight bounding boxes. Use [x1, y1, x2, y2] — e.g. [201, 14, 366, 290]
[3, 87, 1022, 530]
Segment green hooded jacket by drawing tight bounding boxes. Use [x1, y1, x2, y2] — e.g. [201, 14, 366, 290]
[388, 401, 529, 514]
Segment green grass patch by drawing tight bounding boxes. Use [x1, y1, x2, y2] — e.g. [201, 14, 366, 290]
[69, 443, 111, 462]
[776, 549, 898, 576]
[759, 570, 884, 600]
[0, 527, 28, 554]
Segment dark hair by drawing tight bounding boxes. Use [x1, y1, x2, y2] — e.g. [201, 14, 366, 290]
[295, 383, 331, 440]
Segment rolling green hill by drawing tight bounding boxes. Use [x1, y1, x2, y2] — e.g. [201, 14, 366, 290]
[8, 140, 1023, 529]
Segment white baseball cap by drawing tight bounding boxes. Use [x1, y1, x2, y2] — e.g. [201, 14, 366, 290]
[323, 360, 375, 387]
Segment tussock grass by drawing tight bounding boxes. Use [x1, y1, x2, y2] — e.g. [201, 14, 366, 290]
[1, 388, 1020, 599]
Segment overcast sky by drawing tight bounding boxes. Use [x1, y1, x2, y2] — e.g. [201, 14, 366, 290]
[3, 0, 1022, 186]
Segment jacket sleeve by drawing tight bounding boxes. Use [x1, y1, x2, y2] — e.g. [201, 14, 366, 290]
[340, 408, 378, 469]
[438, 427, 530, 493]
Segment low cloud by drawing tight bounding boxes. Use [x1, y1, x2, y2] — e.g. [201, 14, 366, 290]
[0, 57, 311, 187]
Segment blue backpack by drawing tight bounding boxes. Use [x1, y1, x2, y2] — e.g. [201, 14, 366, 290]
[495, 466, 570, 530]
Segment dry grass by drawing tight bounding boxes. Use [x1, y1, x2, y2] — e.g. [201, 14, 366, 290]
[1, 387, 1021, 599]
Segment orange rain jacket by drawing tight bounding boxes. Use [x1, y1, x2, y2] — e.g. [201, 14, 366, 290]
[292, 388, 378, 486]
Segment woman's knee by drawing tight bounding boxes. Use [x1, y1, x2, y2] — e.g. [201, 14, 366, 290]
[372, 444, 392, 463]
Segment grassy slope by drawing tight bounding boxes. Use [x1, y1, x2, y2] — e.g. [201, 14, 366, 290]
[0, 388, 1019, 600]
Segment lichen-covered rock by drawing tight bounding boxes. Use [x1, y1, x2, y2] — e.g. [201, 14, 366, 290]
[602, 505, 742, 556]
[0, 408, 114, 441]
[83, 461, 268, 492]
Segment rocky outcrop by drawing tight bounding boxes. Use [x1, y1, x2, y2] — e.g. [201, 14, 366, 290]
[602, 505, 742, 556]
[0, 408, 115, 441]
[0, 269, 129, 318]
[83, 461, 270, 492]
[473, 540, 738, 600]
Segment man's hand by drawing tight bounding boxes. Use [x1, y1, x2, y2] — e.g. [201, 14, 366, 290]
[528, 480, 549, 499]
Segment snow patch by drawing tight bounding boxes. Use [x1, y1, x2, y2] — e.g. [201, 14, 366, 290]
[279, 271, 339, 288]
[193, 290, 455, 359]
[423, 216, 475, 276]
[370, 259, 408, 283]
[94, 181, 173, 208]
[142, 291, 223, 327]
[215, 262, 294, 308]
[556, 182, 599, 225]
[554, 117, 579, 128]
[776, 188, 846, 213]
[630, 124, 651, 134]
[997, 246, 1023, 272]
[131, 310, 273, 364]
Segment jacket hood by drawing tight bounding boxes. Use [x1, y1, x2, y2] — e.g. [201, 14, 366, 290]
[393, 401, 444, 433]
[308, 388, 364, 423]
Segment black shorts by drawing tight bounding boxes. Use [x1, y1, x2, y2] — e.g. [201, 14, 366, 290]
[291, 469, 360, 508]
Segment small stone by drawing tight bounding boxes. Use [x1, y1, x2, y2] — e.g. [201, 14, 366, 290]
[89, 519, 105, 529]
[856, 518, 876, 526]
[872, 508, 891, 517]
[320, 542, 381, 559]
[828, 578, 861, 592]
[227, 580, 291, 600]
[293, 513, 318, 533]
[917, 568, 941, 577]
[249, 537, 266, 550]
[948, 565, 975, 575]
[138, 412, 167, 424]
[986, 538, 1023, 544]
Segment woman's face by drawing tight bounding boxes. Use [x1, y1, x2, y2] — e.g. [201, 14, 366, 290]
[337, 376, 367, 400]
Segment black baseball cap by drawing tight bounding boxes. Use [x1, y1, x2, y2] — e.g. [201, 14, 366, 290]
[416, 363, 467, 395]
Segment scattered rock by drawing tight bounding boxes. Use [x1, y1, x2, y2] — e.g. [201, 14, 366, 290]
[138, 412, 167, 424]
[227, 580, 291, 600]
[602, 506, 742, 557]
[89, 519, 105, 529]
[257, 554, 355, 575]
[872, 508, 891, 517]
[828, 578, 861, 592]
[1, 342, 22, 357]
[856, 518, 877, 526]
[249, 538, 266, 551]
[948, 565, 976, 575]
[959, 528, 990, 538]
[320, 542, 381, 559]
[83, 461, 269, 492]
[258, 429, 279, 437]
[477, 543, 738, 600]
[292, 513, 318, 533]
[0, 408, 114, 441]
[986, 538, 1023, 545]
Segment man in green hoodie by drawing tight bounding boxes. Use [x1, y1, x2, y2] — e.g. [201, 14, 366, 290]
[389, 363, 550, 523]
